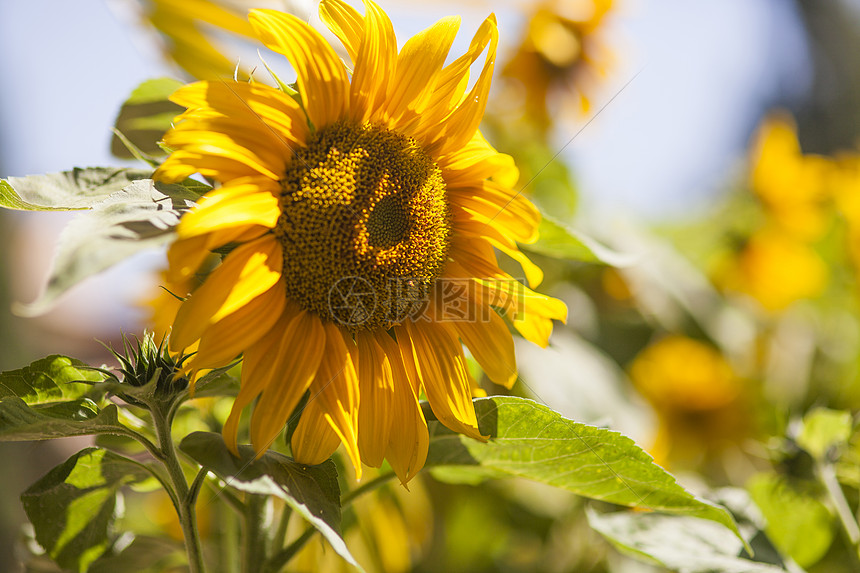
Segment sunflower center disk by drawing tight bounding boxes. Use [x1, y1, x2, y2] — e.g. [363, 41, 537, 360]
[276, 121, 450, 331]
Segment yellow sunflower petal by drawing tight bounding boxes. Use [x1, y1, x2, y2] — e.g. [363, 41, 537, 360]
[161, 129, 284, 180]
[169, 81, 309, 150]
[222, 302, 301, 454]
[445, 251, 567, 348]
[453, 218, 544, 287]
[249, 9, 350, 128]
[424, 15, 498, 156]
[166, 224, 267, 284]
[169, 236, 283, 352]
[452, 308, 517, 388]
[319, 0, 365, 63]
[188, 280, 287, 371]
[398, 321, 485, 441]
[374, 331, 428, 485]
[383, 16, 460, 128]
[478, 278, 568, 348]
[355, 330, 395, 468]
[179, 181, 281, 238]
[290, 398, 343, 465]
[449, 181, 540, 244]
[349, 0, 397, 122]
[249, 310, 327, 456]
[439, 130, 519, 188]
[413, 15, 496, 145]
[293, 323, 362, 478]
[448, 238, 506, 279]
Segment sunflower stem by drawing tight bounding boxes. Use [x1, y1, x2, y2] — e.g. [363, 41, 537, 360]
[265, 527, 316, 573]
[152, 405, 206, 573]
[817, 459, 860, 566]
[243, 494, 268, 573]
[269, 502, 292, 556]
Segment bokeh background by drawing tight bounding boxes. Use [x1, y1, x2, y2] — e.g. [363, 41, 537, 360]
[2, 0, 860, 571]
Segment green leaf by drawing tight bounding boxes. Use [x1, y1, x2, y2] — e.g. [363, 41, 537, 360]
[427, 397, 744, 544]
[88, 535, 185, 573]
[587, 508, 785, 573]
[748, 472, 834, 568]
[0, 355, 106, 405]
[525, 216, 634, 266]
[111, 78, 184, 159]
[797, 408, 853, 460]
[16, 179, 199, 316]
[0, 167, 152, 211]
[0, 398, 127, 441]
[21, 448, 152, 572]
[179, 431, 361, 570]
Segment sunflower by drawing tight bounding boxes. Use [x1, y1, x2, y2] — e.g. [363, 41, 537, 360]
[629, 335, 752, 471]
[501, 0, 614, 131]
[155, 0, 567, 484]
[749, 113, 833, 241]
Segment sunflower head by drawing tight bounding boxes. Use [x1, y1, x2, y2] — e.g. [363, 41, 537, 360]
[276, 120, 450, 331]
[154, 0, 567, 484]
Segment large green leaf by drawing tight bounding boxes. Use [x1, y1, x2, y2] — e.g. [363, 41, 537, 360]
[525, 216, 634, 266]
[21, 448, 152, 572]
[111, 78, 184, 159]
[587, 509, 785, 573]
[179, 431, 360, 570]
[427, 397, 744, 542]
[0, 398, 128, 441]
[748, 472, 834, 568]
[0, 355, 106, 405]
[16, 179, 200, 315]
[0, 167, 152, 211]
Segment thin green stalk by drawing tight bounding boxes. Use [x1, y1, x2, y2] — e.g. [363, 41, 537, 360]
[340, 471, 396, 507]
[265, 528, 316, 573]
[269, 504, 292, 556]
[817, 460, 860, 566]
[218, 501, 241, 573]
[243, 494, 268, 573]
[116, 426, 164, 462]
[153, 406, 206, 573]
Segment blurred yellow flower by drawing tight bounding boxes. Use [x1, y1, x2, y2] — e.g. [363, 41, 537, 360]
[629, 335, 750, 469]
[631, 335, 739, 412]
[500, 0, 614, 131]
[750, 113, 833, 241]
[714, 228, 828, 312]
[141, 0, 263, 79]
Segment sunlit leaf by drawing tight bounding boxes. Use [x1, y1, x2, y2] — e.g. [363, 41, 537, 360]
[21, 448, 152, 572]
[525, 216, 634, 266]
[16, 179, 200, 316]
[587, 508, 785, 573]
[0, 168, 152, 211]
[88, 535, 185, 573]
[427, 397, 744, 543]
[0, 355, 106, 405]
[0, 398, 127, 441]
[111, 78, 184, 160]
[797, 408, 852, 460]
[179, 431, 361, 571]
[748, 472, 834, 568]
